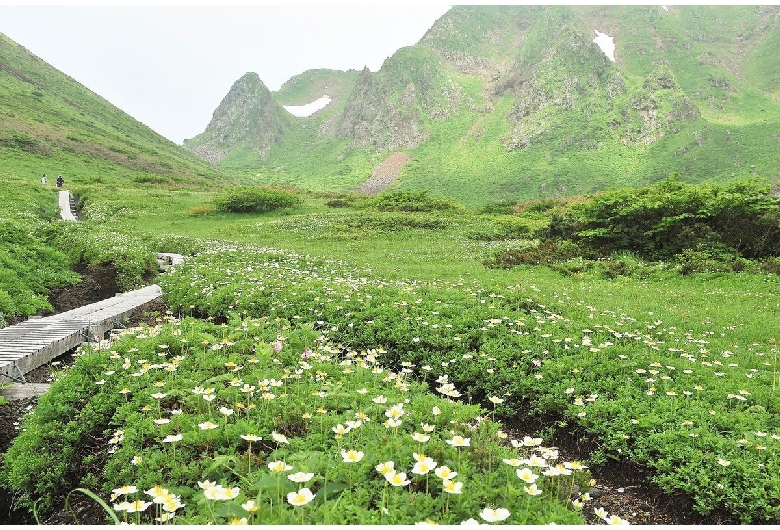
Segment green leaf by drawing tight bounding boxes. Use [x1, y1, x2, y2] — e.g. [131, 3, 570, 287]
[67, 488, 121, 525]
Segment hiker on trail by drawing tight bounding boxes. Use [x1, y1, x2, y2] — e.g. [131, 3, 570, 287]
[56, 175, 63, 188]
[41, 174, 47, 185]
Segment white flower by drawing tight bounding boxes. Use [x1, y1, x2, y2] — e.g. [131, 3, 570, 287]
[112, 485, 138, 496]
[434, 466, 457, 480]
[385, 470, 411, 487]
[479, 507, 510, 522]
[341, 449, 364, 463]
[287, 487, 315, 506]
[375, 461, 395, 474]
[516, 468, 539, 484]
[524, 483, 543, 496]
[271, 431, 290, 444]
[412, 457, 437, 475]
[145, 485, 169, 498]
[288, 472, 315, 483]
[446, 435, 470, 447]
[443, 479, 464, 494]
[268, 460, 293, 472]
[124, 499, 153, 513]
[332, 423, 351, 435]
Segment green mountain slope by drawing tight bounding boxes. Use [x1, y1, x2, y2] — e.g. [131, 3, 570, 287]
[0, 33, 220, 185]
[185, 5, 780, 208]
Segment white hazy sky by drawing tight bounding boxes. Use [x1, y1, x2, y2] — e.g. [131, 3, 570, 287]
[0, 3, 453, 144]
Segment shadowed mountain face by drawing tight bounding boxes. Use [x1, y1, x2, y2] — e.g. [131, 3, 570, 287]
[181, 5, 780, 206]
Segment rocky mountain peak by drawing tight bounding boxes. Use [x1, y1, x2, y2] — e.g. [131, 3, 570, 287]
[183, 72, 290, 163]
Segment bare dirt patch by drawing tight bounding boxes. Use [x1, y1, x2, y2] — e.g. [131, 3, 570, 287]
[46, 262, 120, 314]
[358, 151, 412, 195]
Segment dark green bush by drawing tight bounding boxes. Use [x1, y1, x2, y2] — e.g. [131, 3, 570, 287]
[674, 245, 756, 275]
[521, 198, 560, 213]
[479, 200, 517, 215]
[468, 217, 531, 241]
[326, 198, 352, 208]
[539, 177, 780, 261]
[760, 257, 780, 275]
[214, 187, 301, 214]
[132, 174, 170, 185]
[342, 212, 450, 232]
[373, 190, 465, 213]
[484, 239, 585, 269]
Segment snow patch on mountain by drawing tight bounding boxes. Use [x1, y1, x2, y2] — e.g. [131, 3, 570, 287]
[283, 95, 332, 117]
[593, 30, 616, 62]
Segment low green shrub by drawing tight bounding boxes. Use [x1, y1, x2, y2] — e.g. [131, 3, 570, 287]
[186, 205, 214, 216]
[214, 187, 301, 214]
[341, 212, 451, 232]
[483, 239, 585, 269]
[42, 222, 159, 291]
[478, 201, 515, 215]
[1, 349, 113, 513]
[373, 191, 465, 213]
[674, 246, 757, 275]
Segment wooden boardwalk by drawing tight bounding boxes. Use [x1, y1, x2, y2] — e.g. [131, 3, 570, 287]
[0, 284, 163, 388]
[59, 190, 77, 221]
[0, 192, 183, 399]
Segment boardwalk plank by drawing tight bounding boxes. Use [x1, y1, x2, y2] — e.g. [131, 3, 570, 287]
[0, 383, 52, 400]
[0, 284, 163, 382]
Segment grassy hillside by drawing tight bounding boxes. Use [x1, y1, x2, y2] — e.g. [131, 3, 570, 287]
[0, 33, 221, 186]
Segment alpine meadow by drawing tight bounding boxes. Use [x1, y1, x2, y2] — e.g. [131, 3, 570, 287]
[2, 5, 780, 526]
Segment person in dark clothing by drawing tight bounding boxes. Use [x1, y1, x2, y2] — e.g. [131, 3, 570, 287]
[56, 175, 63, 188]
